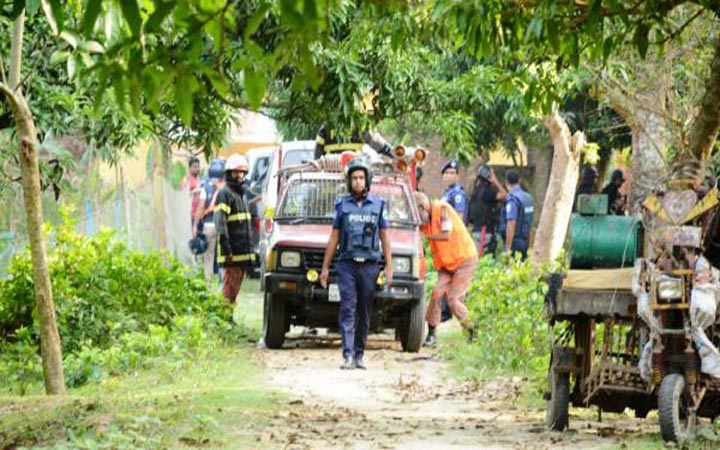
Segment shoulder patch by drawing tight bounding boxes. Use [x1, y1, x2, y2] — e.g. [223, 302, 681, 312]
[506, 203, 513, 213]
[455, 194, 464, 204]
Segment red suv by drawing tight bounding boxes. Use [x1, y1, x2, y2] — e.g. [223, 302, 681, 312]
[262, 165, 426, 352]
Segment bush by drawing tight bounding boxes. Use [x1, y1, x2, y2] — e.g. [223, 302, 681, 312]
[0, 211, 221, 353]
[443, 255, 551, 379]
[0, 210, 239, 391]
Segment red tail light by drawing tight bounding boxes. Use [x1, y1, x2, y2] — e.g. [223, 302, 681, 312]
[264, 218, 273, 234]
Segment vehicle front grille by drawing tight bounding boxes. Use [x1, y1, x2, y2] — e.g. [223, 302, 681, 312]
[303, 250, 327, 270]
[302, 249, 386, 273]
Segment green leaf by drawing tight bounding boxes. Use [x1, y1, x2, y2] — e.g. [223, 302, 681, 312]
[60, 31, 78, 49]
[586, 0, 602, 31]
[634, 22, 650, 59]
[244, 68, 265, 109]
[81, 0, 103, 38]
[145, 0, 174, 33]
[119, 0, 142, 37]
[78, 40, 105, 54]
[49, 50, 70, 65]
[176, 73, 194, 127]
[41, 0, 63, 34]
[67, 55, 76, 79]
[244, 2, 272, 40]
[602, 38, 614, 62]
[26, 0, 41, 16]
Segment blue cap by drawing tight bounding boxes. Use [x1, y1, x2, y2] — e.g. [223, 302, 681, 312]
[441, 159, 459, 174]
[208, 159, 226, 180]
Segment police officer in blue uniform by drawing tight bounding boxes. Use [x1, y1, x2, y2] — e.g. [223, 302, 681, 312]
[441, 159, 469, 224]
[320, 159, 393, 370]
[498, 169, 534, 260]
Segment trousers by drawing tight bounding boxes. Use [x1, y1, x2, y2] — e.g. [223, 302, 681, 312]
[337, 260, 380, 359]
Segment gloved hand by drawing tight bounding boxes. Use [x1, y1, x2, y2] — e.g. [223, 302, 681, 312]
[225, 255, 234, 267]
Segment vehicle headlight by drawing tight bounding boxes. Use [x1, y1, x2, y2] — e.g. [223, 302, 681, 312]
[392, 256, 411, 274]
[657, 277, 683, 300]
[280, 251, 301, 268]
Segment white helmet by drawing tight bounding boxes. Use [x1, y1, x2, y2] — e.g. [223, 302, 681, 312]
[225, 154, 249, 172]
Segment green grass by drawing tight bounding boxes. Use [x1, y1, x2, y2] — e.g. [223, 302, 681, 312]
[0, 278, 278, 449]
[0, 347, 282, 449]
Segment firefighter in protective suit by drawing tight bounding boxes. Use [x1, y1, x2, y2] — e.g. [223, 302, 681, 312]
[320, 158, 393, 370]
[214, 154, 256, 305]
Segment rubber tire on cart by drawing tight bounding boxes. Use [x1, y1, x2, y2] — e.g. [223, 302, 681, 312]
[263, 292, 286, 349]
[659, 373, 695, 442]
[399, 297, 424, 352]
[546, 366, 570, 431]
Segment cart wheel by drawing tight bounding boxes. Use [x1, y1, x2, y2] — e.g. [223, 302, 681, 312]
[546, 367, 570, 431]
[658, 374, 695, 442]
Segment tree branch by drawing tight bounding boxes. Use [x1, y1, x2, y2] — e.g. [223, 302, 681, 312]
[8, 10, 25, 91]
[0, 57, 7, 86]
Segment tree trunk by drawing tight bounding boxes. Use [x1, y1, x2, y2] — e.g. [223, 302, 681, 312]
[629, 102, 669, 212]
[688, 35, 720, 163]
[527, 143, 553, 225]
[0, 10, 65, 394]
[532, 111, 584, 268]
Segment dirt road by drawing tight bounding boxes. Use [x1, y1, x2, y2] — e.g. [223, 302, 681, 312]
[254, 329, 654, 450]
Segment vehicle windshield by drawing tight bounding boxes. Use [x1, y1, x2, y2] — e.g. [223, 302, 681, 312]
[275, 178, 416, 227]
[283, 149, 313, 166]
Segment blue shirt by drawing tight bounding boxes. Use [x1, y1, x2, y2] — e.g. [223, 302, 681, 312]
[442, 182, 468, 223]
[504, 186, 523, 222]
[333, 194, 389, 230]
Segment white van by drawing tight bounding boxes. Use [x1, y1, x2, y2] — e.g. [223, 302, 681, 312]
[257, 140, 315, 281]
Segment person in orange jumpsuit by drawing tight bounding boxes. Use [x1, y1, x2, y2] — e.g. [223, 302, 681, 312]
[415, 192, 478, 346]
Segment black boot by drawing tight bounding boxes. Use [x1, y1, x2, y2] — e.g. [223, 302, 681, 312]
[423, 326, 437, 348]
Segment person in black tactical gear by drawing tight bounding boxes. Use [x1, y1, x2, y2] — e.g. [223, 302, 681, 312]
[601, 169, 627, 215]
[314, 124, 394, 159]
[320, 158, 393, 370]
[573, 166, 599, 212]
[214, 154, 256, 305]
[468, 165, 507, 256]
[498, 170, 534, 260]
[196, 158, 226, 283]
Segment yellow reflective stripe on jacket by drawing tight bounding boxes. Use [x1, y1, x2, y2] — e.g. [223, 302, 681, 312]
[316, 135, 326, 145]
[228, 212, 251, 222]
[216, 203, 231, 214]
[324, 142, 363, 153]
[217, 253, 256, 263]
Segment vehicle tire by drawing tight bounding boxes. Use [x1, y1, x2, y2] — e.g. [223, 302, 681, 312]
[263, 292, 286, 349]
[400, 297, 424, 353]
[546, 366, 570, 431]
[658, 373, 694, 442]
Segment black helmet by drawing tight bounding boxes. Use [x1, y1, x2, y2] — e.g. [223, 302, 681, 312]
[477, 165, 491, 181]
[441, 158, 459, 174]
[189, 233, 209, 255]
[345, 158, 372, 193]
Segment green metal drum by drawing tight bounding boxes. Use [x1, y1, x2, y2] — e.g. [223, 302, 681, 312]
[570, 214, 641, 269]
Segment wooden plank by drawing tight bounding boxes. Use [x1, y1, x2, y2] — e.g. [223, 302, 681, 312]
[556, 289, 636, 318]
